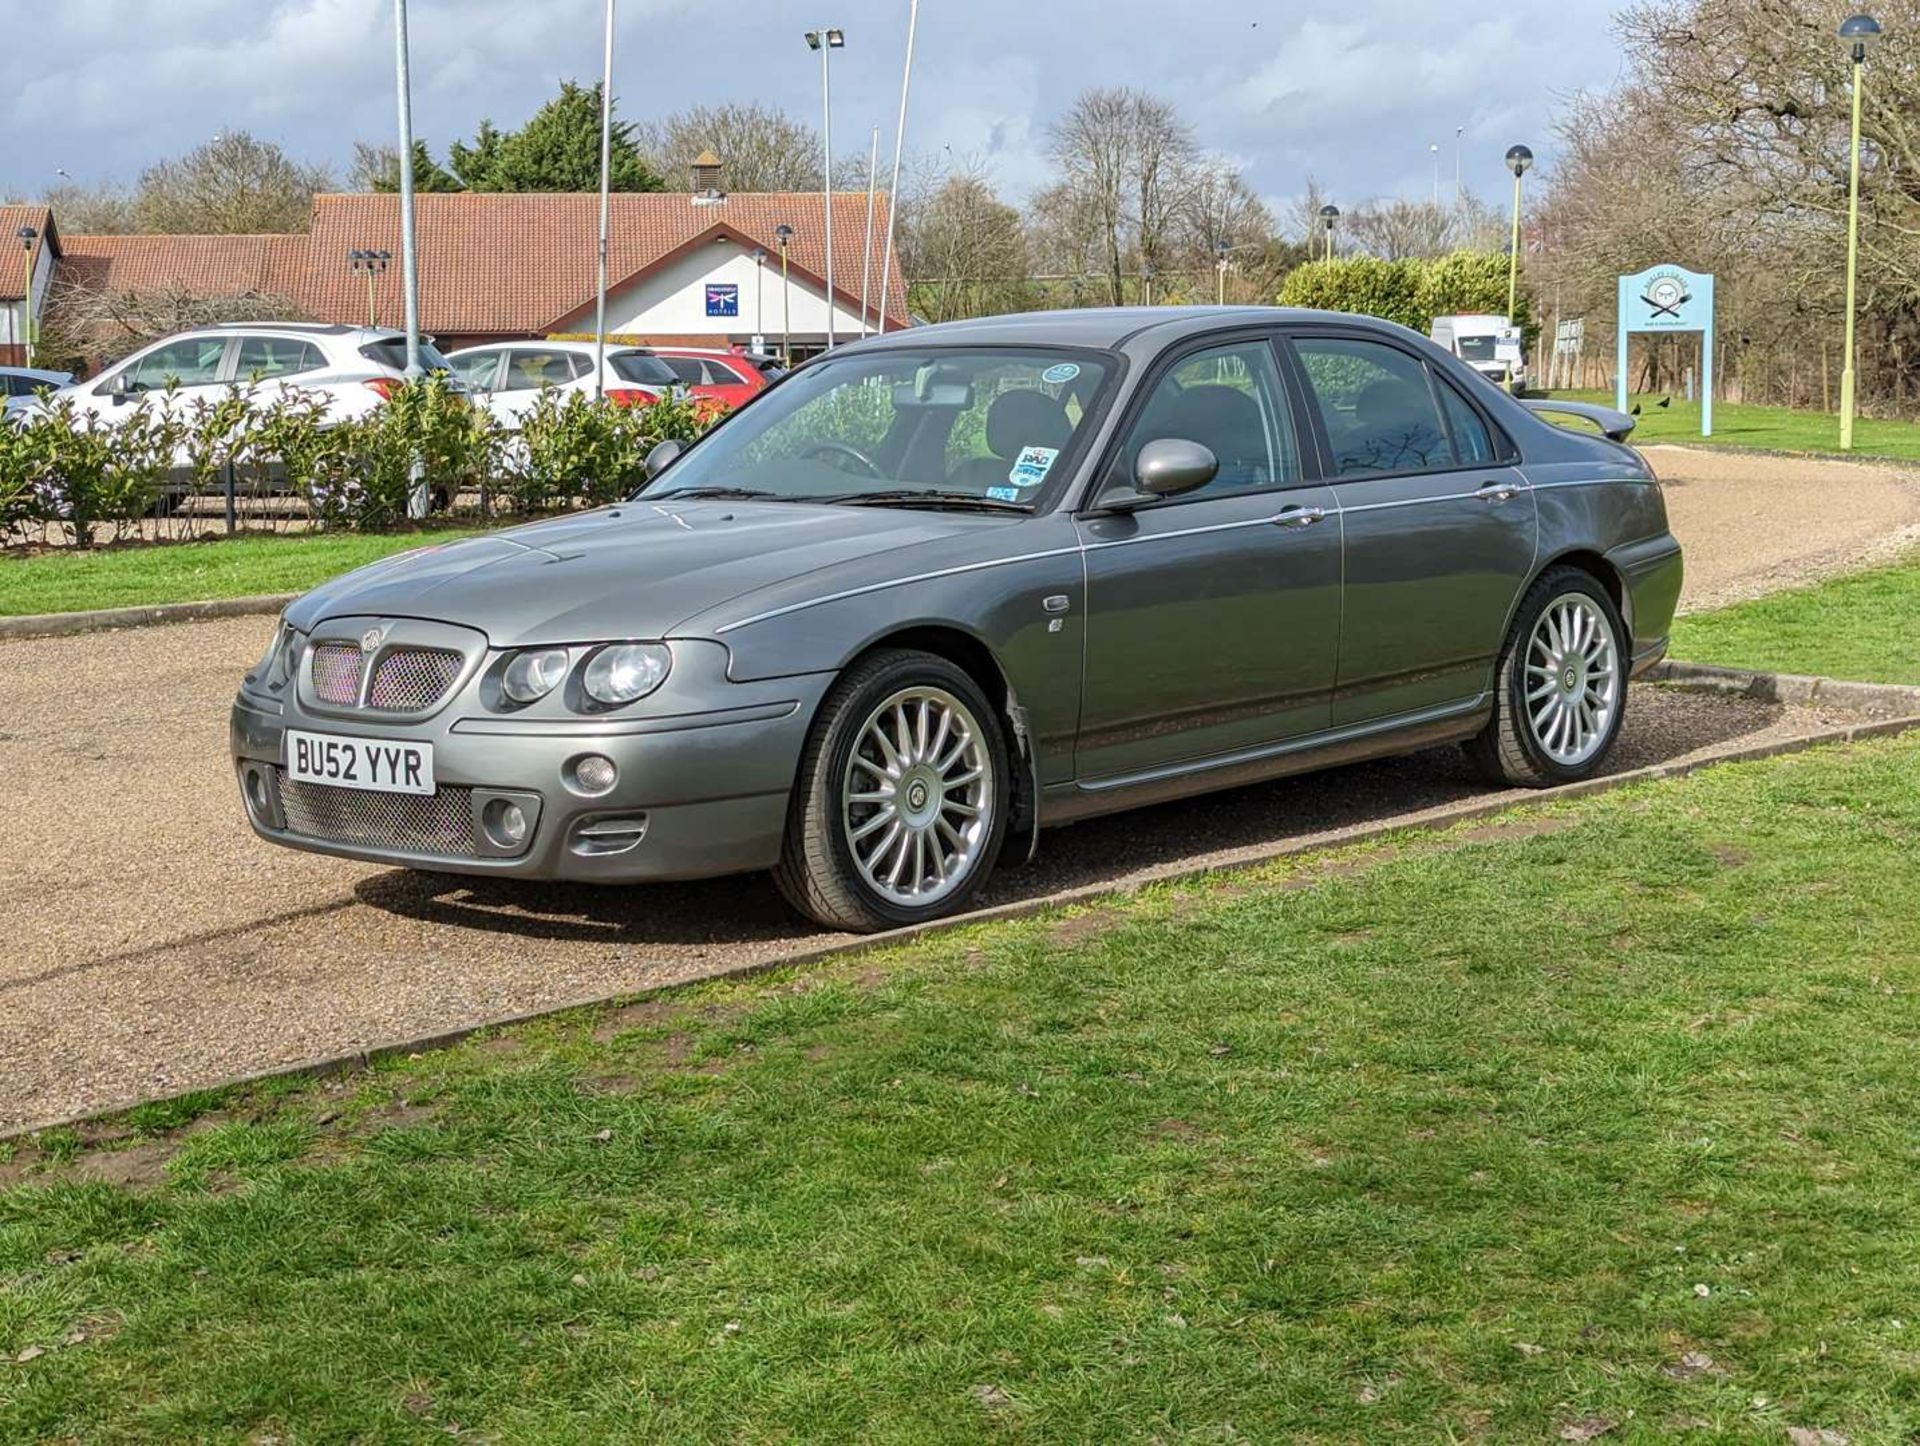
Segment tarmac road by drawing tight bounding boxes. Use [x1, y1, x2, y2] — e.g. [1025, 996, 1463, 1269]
[0, 615, 1863, 1132]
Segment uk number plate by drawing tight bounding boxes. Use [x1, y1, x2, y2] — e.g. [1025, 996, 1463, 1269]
[286, 730, 435, 795]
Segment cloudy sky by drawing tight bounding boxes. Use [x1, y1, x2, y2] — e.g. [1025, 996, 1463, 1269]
[6, 0, 1633, 224]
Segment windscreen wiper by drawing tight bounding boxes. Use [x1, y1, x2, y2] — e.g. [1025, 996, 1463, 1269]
[645, 486, 783, 501]
[827, 489, 1030, 513]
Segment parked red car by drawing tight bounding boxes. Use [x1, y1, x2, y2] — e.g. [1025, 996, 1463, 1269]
[644, 348, 769, 411]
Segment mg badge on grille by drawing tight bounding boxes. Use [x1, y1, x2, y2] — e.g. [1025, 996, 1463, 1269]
[360, 626, 386, 654]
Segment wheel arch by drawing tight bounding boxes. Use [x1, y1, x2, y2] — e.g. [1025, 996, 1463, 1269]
[834, 624, 1038, 837]
[1519, 547, 1632, 651]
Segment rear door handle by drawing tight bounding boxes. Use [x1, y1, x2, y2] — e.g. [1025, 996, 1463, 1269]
[1474, 480, 1522, 503]
[1271, 505, 1327, 529]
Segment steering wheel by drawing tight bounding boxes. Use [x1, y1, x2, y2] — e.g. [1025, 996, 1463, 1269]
[802, 440, 884, 478]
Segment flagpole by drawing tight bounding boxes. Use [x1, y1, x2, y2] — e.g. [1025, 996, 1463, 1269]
[859, 125, 879, 336]
[393, 0, 427, 519]
[876, 0, 918, 335]
[593, 0, 615, 399]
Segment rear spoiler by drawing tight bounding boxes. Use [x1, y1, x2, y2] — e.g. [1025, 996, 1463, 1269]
[1521, 398, 1637, 443]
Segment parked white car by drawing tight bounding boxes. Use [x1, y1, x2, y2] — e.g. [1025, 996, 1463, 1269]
[44, 323, 462, 432]
[445, 340, 677, 428]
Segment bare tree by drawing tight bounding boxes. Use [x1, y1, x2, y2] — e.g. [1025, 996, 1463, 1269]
[43, 277, 310, 372]
[900, 162, 1036, 322]
[1045, 88, 1197, 303]
[41, 182, 139, 235]
[637, 103, 823, 192]
[132, 131, 333, 234]
[1344, 198, 1458, 261]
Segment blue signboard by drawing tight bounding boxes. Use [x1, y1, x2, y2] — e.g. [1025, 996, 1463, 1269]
[1616, 263, 1715, 435]
[705, 283, 740, 318]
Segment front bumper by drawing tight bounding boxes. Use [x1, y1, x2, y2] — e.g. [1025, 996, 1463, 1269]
[231, 660, 831, 883]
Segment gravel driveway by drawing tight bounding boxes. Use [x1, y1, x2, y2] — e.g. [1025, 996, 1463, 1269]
[0, 616, 1869, 1132]
[5, 445, 1916, 1131]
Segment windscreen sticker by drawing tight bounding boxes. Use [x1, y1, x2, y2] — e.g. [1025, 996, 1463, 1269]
[1041, 362, 1081, 385]
[1008, 445, 1061, 488]
[987, 485, 1022, 503]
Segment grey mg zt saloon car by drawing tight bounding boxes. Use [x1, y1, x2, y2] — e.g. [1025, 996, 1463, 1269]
[233, 308, 1683, 932]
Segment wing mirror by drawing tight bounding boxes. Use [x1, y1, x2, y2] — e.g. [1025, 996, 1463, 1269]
[645, 437, 686, 478]
[1104, 438, 1218, 509]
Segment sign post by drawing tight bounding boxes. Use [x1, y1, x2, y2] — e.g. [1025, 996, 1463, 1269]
[1617, 264, 1715, 436]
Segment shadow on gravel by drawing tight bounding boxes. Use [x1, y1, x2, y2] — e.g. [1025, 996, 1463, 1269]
[351, 688, 1789, 944]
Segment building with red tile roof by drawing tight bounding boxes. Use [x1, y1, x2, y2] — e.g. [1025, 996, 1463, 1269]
[20, 182, 908, 370]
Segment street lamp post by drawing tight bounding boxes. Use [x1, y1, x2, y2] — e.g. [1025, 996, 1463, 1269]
[593, 0, 616, 400]
[877, 0, 920, 337]
[15, 226, 37, 368]
[392, 0, 427, 518]
[1430, 143, 1440, 207]
[752, 248, 767, 351]
[1141, 263, 1154, 307]
[349, 249, 392, 327]
[1215, 240, 1231, 306]
[1504, 144, 1533, 324]
[1319, 205, 1339, 262]
[1454, 125, 1464, 204]
[1839, 13, 1882, 450]
[776, 224, 795, 366]
[805, 27, 845, 352]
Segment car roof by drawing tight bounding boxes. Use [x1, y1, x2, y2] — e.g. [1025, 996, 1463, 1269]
[0, 366, 72, 382]
[835, 307, 1440, 358]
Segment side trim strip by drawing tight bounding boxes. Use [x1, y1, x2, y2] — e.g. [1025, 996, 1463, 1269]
[1076, 693, 1490, 794]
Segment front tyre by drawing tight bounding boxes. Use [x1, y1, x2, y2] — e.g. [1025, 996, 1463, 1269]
[775, 649, 1011, 933]
[1465, 567, 1627, 787]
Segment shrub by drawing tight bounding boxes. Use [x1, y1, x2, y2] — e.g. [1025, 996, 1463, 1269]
[1279, 256, 1428, 332]
[508, 390, 726, 513]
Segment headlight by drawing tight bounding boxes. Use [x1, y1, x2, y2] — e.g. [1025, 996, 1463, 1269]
[582, 643, 671, 706]
[502, 647, 571, 704]
[279, 625, 307, 684]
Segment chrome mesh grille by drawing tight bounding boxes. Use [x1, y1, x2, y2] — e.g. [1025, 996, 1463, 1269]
[276, 770, 477, 857]
[368, 648, 463, 712]
[311, 645, 364, 705]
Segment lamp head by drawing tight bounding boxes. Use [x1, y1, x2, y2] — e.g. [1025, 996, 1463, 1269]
[17, 225, 38, 249]
[1506, 144, 1534, 177]
[1319, 204, 1339, 229]
[775, 224, 794, 246]
[805, 27, 845, 50]
[1840, 13, 1882, 60]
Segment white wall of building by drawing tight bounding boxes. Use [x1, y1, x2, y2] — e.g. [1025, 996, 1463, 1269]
[600, 238, 873, 344]
[4, 244, 57, 362]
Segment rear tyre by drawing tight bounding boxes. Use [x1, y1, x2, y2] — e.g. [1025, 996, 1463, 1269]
[1465, 566, 1627, 787]
[774, 649, 1010, 933]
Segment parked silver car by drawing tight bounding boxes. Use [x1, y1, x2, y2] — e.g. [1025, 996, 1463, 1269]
[233, 308, 1683, 932]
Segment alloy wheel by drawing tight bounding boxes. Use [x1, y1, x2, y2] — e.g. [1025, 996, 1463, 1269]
[841, 686, 995, 908]
[1524, 592, 1619, 767]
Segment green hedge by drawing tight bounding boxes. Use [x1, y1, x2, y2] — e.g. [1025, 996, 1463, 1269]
[1278, 249, 1536, 345]
[1, 380, 727, 547]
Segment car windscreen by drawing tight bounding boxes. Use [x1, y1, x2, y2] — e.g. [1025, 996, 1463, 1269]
[1455, 336, 1499, 361]
[610, 352, 679, 387]
[640, 348, 1113, 509]
[359, 338, 457, 373]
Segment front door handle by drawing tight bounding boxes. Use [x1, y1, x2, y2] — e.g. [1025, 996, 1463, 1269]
[1271, 505, 1327, 529]
[1475, 480, 1522, 503]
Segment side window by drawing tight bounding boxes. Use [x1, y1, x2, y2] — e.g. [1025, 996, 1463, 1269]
[1436, 379, 1496, 466]
[125, 336, 228, 391]
[1113, 340, 1299, 498]
[234, 337, 324, 380]
[705, 359, 748, 385]
[1294, 337, 1452, 477]
[663, 357, 706, 385]
[449, 351, 501, 390]
[501, 351, 579, 391]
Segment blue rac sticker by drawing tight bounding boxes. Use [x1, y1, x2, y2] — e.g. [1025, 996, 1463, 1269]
[987, 485, 1022, 502]
[1008, 445, 1061, 489]
[1041, 362, 1081, 385]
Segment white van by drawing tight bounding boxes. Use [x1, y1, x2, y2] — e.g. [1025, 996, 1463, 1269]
[1430, 314, 1526, 389]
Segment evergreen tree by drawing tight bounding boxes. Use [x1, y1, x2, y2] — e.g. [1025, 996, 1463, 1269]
[450, 84, 662, 193]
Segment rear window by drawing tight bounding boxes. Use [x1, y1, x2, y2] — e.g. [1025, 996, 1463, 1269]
[611, 352, 678, 387]
[359, 338, 456, 374]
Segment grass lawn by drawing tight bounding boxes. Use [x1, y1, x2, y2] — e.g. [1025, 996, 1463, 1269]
[0, 530, 480, 617]
[1547, 387, 1920, 461]
[1673, 550, 1920, 685]
[6, 735, 1920, 1441]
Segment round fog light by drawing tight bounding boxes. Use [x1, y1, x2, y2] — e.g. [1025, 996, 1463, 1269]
[482, 798, 529, 848]
[570, 754, 618, 795]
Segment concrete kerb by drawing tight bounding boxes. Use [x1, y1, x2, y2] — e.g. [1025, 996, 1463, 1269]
[7, 662, 1918, 1144]
[0, 593, 297, 643]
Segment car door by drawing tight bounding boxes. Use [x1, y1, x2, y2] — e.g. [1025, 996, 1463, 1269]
[492, 348, 584, 425]
[89, 333, 234, 428]
[232, 334, 329, 415]
[1073, 335, 1342, 784]
[1287, 331, 1538, 727]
